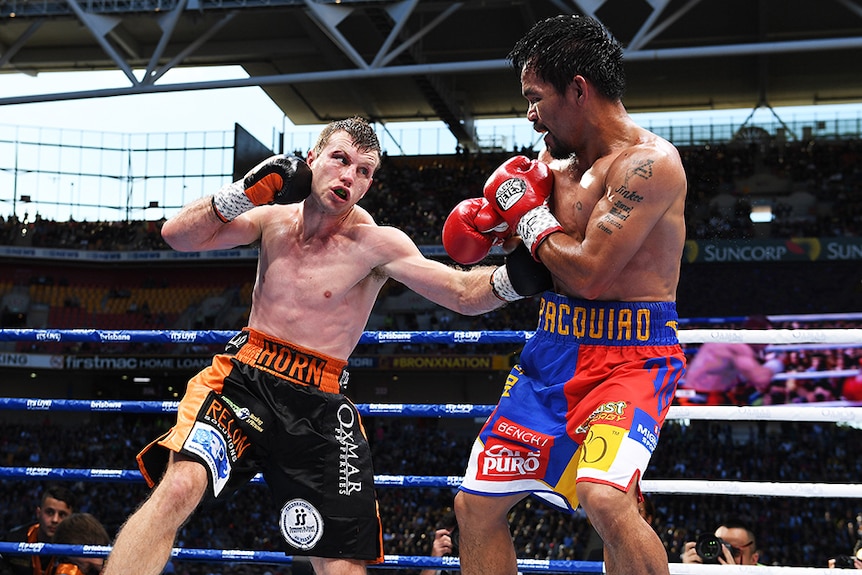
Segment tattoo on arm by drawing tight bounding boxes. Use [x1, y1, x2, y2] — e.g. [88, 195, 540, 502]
[598, 183, 643, 235]
[595, 158, 654, 236]
[629, 159, 654, 181]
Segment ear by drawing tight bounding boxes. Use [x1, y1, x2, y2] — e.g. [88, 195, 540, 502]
[571, 75, 588, 103]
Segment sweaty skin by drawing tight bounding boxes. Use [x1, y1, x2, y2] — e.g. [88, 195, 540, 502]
[162, 131, 503, 361]
[532, 77, 687, 302]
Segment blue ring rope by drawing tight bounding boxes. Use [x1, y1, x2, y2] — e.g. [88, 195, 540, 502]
[0, 542, 604, 573]
[0, 466, 462, 487]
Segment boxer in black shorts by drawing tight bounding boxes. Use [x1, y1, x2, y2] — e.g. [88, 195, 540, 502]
[102, 118, 525, 575]
[137, 328, 381, 559]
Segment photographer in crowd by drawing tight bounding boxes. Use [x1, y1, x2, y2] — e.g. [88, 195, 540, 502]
[829, 541, 862, 569]
[680, 518, 761, 566]
[419, 512, 458, 575]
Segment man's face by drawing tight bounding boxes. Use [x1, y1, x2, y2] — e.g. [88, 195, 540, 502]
[715, 526, 758, 565]
[37, 496, 72, 540]
[520, 66, 577, 159]
[307, 131, 378, 213]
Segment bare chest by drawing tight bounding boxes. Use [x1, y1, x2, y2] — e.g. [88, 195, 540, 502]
[258, 225, 379, 308]
[549, 167, 606, 232]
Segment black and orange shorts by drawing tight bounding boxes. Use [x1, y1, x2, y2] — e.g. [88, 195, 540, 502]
[137, 328, 383, 562]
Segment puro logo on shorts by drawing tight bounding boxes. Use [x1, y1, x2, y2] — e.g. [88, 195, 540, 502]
[477, 438, 549, 480]
[280, 499, 324, 550]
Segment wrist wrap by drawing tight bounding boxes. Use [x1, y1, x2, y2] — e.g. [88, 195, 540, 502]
[517, 204, 563, 260]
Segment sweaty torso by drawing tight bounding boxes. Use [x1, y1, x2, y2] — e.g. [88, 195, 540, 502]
[245, 204, 389, 360]
[548, 132, 686, 302]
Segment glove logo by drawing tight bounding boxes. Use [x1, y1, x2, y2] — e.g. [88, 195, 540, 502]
[495, 178, 528, 212]
[280, 498, 324, 550]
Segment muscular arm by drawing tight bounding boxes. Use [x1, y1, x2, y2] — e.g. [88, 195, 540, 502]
[374, 226, 505, 316]
[161, 196, 263, 252]
[538, 144, 686, 300]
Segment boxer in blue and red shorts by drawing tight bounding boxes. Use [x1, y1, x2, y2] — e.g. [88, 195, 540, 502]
[461, 294, 684, 511]
[449, 16, 689, 575]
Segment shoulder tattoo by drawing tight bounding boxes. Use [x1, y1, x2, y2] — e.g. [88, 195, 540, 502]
[596, 158, 654, 236]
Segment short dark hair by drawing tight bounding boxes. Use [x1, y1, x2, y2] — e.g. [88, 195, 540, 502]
[41, 484, 76, 510]
[53, 513, 111, 546]
[721, 516, 757, 547]
[313, 116, 382, 172]
[508, 14, 626, 101]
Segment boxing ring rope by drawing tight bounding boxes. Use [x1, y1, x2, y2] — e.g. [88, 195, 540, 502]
[0, 544, 848, 575]
[0, 544, 846, 575]
[2, 327, 861, 574]
[3, 327, 862, 345]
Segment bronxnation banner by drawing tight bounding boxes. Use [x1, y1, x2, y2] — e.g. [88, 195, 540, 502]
[683, 237, 862, 263]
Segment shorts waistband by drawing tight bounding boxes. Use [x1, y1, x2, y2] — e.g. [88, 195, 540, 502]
[228, 328, 348, 394]
[535, 292, 680, 346]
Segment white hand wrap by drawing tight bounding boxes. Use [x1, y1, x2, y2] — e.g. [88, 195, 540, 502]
[490, 265, 525, 302]
[516, 204, 563, 260]
[211, 181, 255, 223]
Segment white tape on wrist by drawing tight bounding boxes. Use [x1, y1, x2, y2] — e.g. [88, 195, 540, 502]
[212, 181, 255, 222]
[490, 265, 524, 302]
[517, 204, 562, 259]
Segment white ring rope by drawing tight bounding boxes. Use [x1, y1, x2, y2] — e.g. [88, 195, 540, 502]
[642, 480, 862, 498]
[678, 329, 862, 345]
[669, 566, 839, 575]
[667, 405, 862, 423]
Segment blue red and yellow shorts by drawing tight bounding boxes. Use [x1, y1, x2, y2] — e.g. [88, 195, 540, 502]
[137, 328, 383, 562]
[460, 293, 686, 512]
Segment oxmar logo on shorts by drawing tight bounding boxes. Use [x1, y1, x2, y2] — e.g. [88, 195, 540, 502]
[280, 499, 323, 551]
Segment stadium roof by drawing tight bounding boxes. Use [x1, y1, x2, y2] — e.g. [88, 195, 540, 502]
[1, 0, 861, 150]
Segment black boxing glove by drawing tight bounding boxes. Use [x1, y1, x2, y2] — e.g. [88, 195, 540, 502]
[212, 155, 312, 222]
[490, 242, 553, 302]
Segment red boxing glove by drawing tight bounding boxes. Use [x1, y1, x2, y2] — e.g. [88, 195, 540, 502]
[484, 156, 554, 228]
[442, 198, 510, 265]
[484, 156, 562, 259]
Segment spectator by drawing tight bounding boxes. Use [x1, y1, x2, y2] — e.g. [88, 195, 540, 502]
[1, 485, 75, 575]
[419, 512, 458, 575]
[49, 513, 111, 575]
[680, 518, 761, 566]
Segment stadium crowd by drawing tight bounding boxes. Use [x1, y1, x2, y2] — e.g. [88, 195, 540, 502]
[0, 137, 861, 249]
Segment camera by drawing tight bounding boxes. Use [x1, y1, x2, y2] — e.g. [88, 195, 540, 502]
[446, 524, 460, 557]
[695, 533, 732, 564]
[832, 542, 862, 569]
[831, 556, 858, 569]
